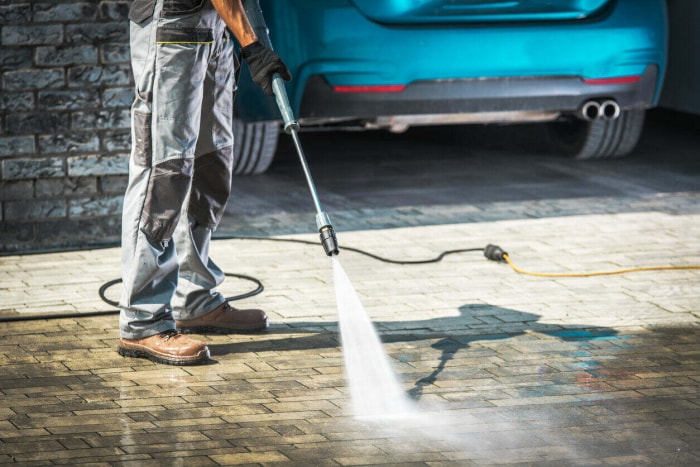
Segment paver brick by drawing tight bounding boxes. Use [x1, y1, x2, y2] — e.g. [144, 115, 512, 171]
[208, 451, 291, 464]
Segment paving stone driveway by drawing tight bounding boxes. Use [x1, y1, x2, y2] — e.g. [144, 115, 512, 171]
[1, 113, 699, 465]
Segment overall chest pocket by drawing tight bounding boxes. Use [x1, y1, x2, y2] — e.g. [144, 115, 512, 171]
[161, 0, 206, 17]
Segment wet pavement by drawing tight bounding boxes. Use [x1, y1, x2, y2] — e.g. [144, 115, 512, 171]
[1, 110, 699, 465]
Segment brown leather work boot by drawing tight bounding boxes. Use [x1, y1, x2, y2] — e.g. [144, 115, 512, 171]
[117, 330, 210, 366]
[176, 302, 269, 334]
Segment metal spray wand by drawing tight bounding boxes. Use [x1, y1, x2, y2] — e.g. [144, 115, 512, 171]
[242, 0, 339, 256]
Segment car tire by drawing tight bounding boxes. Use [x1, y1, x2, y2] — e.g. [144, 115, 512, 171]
[546, 109, 646, 159]
[232, 119, 280, 175]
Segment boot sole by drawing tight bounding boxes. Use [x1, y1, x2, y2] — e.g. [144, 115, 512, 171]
[117, 345, 210, 366]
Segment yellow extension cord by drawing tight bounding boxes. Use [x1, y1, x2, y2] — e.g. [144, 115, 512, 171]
[502, 253, 700, 278]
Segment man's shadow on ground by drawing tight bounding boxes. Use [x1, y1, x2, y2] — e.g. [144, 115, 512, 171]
[208, 303, 617, 401]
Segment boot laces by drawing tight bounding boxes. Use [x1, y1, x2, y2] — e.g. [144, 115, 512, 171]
[159, 329, 180, 341]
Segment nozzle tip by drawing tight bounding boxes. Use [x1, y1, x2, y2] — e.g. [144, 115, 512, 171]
[320, 226, 339, 256]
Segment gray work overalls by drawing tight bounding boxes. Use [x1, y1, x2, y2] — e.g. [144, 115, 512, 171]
[120, 0, 237, 339]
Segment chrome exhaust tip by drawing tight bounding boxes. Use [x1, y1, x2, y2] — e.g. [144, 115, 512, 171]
[600, 100, 621, 120]
[580, 101, 601, 121]
[579, 99, 621, 121]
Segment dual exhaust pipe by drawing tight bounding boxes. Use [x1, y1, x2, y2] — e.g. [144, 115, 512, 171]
[579, 99, 621, 121]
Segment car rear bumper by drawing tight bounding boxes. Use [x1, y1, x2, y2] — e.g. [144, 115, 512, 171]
[232, 0, 667, 124]
[298, 65, 658, 124]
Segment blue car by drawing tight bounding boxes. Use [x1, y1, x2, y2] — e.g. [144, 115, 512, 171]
[232, 0, 668, 174]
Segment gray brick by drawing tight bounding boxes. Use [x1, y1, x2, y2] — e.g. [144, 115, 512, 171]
[2, 157, 64, 180]
[0, 4, 31, 24]
[1, 24, 63, 46]
[66, 23, 128, 44]
[35, 177, 97, 198]
[103, 129, 131, 152]
[0, 180, 34, 201]
[71, 109, 130, 131]
[38, 89, 101, 111]
[0, 136, 35, 158]
[34, 216, 121, 246]
[68, 65, 131, 88]
[35, 45, 98, 67]
[0, 48, 33, 70]
[3, 69, 65, 91]
[6, 112, 70, 135]
[101, 43, 130, 64]
[99, 175, 128, 194]
[0, 221, 34, 245]
[100, 2, 130, 21]
[4, 198, 66, 221]
[0, 1, 184, 252]
[38, 132, 100, 155]
[0, 93, 35, 113]
[103, 87, 133, 108]
[33, 2, 98, 23]
[67, 154, 128, 177]
[69, 195, 123, 218]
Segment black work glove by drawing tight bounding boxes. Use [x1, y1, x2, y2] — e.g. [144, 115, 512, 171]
[241, 41, 292, 96]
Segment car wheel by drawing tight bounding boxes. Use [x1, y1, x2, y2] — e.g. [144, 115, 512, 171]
[546, 109, 646, 159]
[232, 119, 280, 175]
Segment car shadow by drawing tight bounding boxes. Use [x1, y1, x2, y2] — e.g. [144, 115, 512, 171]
[208, 303, 618, 400]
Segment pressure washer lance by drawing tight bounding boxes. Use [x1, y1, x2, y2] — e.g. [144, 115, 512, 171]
[243, 0, 339, 256]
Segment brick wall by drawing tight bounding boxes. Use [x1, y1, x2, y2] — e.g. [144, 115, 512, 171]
[0, 1, 132, 254]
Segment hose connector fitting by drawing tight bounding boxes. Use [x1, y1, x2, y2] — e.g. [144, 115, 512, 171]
[484, 244, 507, 262]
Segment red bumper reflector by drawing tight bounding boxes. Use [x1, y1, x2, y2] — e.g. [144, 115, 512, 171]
[332, 84, 406, 93]
[584, 76, 641, 85]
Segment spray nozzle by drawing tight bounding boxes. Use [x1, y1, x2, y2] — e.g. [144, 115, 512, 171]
[320, 226, 339, 256]
[316, 212, 339, 256]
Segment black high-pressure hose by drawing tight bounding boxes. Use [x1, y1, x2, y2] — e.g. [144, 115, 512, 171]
[94, 236, 484, 311]
[0, 238, 488, 323]
[222, 235, 485, 265]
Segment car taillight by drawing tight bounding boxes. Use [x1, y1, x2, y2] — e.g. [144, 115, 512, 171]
[583, 76, 641, 85]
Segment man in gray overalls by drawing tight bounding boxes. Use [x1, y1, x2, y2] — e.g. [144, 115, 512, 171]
[118, 0, 290, 365]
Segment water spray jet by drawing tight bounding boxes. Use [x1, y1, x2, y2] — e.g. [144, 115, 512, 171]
[244, 0, 419, 419]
